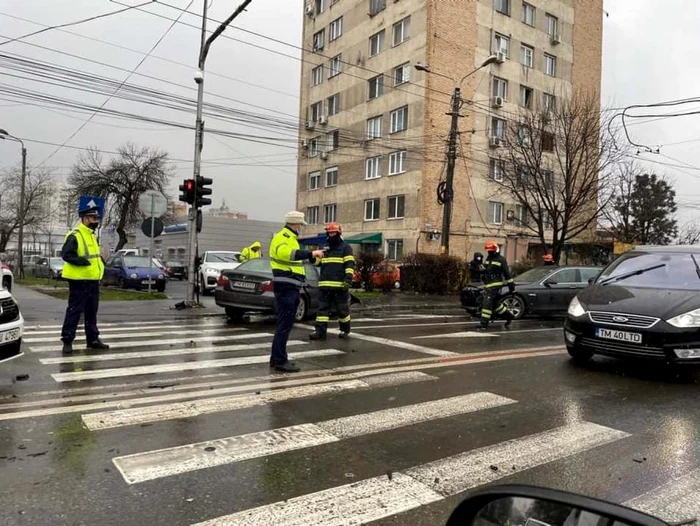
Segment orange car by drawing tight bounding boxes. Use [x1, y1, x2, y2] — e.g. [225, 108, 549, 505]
[352, 261, 401, 289]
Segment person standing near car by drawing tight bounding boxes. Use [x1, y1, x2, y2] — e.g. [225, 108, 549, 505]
[240, 241, 263, 263]
[309, 222, 355, 341]
[478, 241, 515, 331]
[60, 206, 110, 354]
[269, 211, 324, 373]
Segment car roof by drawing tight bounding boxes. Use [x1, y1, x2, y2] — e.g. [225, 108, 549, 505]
[632, 245, 700, 254]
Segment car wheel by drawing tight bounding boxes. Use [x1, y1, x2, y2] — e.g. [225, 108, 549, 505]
[118, 277, 127, 289]
[500, 295, 526, 320]
[225, 307, 245, 322]
[567, 345, 593, 364]
[295, 295, 308, 322]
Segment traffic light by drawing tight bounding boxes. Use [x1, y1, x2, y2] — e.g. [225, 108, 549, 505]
[178, 179, 195, 204]
[195, 176, 212, 208]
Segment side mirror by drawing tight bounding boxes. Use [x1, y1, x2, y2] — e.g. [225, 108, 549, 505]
[543, 280, 556, 287]
[446, 485, 668, 526]
[587, 277, 595, 285]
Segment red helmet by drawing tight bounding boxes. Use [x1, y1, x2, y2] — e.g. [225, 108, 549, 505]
[485, 240, 499, 252]
[325, 222, 342, 234]
[543, 253, 554, 262]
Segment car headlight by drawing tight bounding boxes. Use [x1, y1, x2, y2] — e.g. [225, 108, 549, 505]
[568, 297, 586, 317]
[130, 273, 138, 279]
[205, 267, 219, 274]
[158, 274, 164, 279]
[667, 308, 700, 328]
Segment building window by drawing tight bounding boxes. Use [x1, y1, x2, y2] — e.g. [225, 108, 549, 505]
[542, 132, 555, 152]
[309, 171, 321, 190]
[387, 239, 403, 260]
[365, 156, 381, 179]
[388, 195, 405, 219]
[522, 2, 535, 26]
[329, 17, 343, 41]
[495, 0, 510, 16]
[519, 85, 533, 108]
[520, 44, 534, 68]
[325, 167, 338, 187]
[310, 101, 323, 122]
[393, 63, 410, 86]
[491, 117, 506, 139]
[329, 54, 342, 78]
[366, 115, 382, 139]
[306, 206, 319, 225]
[492, 77, 508, 99]
[494, 33, 510, 57]
[309, 137, 320, 156]
[543, 92, 556, 111]
[544, 53, 557, 77]
[327, 130, 339, 151]
[327, 93, 340, 115]
[489, 158, 505, 182]
[392, 16, 410, 47]
[389, 150, 407, 175]
[312, 29, 325, 52]
[312, 65, 323, 86]
[517, 124, 532, 146]
[390, 106, 408, 133]
[543, 169, 554, 189]
[368, 75, 384, 99]
[514, 204, 526, 226]
[369, 30, 385, 56]
[324, 204, 337, 223]
[369, 0, 386, 16]
[364, 198, 380, 221]
[315, 0, 325, 15]
[488, 201, 504, 224]
[546, 14, 558, 37]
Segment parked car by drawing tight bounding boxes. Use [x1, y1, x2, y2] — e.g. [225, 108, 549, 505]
[461, 265, 602, 320]
[33, 257, 64, 280]
[0, 288, 24, 363]
[2, 264, 13, 292]
[352, 261, 401, 289]
[165, 261, 188, 280]
[102, 255, 167, 292]
[565, 246, 700, 365]
[199, 251, 241, 295]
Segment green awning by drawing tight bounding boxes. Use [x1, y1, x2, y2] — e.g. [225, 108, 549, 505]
[344, 232, 382, 244]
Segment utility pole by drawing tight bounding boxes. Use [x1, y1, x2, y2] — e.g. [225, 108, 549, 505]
[186, 0, 253, 304]
[17, 145, 26, 278]
[441, 87, 462, 256]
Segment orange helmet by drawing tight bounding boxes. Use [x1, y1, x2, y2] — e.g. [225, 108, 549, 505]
[485, 240, 499, 252]
[543, 253, 554, 262]
[325, 222, 342, 234]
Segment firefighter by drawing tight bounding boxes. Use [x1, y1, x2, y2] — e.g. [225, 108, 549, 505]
[240, 241, 262, 263]
[479, 240, 516, 330]
[309, 222, 355, 340]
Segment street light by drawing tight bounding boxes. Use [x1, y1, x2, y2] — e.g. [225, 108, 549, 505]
[413, 55, 498, 255]
[0, 128, 27, 278]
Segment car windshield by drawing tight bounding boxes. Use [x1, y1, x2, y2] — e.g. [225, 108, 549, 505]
[515, 268, 556, 282]
[235, 259, 272, 274]
[49, 258, 63, 266]
[596, 252, 700, 290]
[123, 256, 153, 268]
[166, 261, 182, 267]
[205, 252, 239, 263]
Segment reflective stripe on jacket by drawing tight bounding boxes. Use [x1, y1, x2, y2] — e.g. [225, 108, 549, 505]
[482, 253, 514, 289]
[317, 241, 355, 289]
[269, 226, 311, 286]
[61, 224, 104, 281]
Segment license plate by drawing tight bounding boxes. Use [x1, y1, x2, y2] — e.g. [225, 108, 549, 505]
[233, 281, 256, 290]
[141, 280, 153, 285]
[2, 328, 20, 342]
[595, 328, 642, 343]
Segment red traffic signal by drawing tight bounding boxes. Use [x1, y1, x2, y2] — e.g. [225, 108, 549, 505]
[178, 178, 195, 204]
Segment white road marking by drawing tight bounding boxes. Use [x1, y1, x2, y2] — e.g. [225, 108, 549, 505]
[24, 327, 251, 343]
[24, 319, 224, 331]
[30, 332, 250, 352]
[625, 467, 700, 523]
[24, 323, 228, 336]
[193, 422, 628, 526]
[113, 392, 516, 484]
[40, 337, 278, 364]
[413, 331, 499, 339]
[50, 342, 313, 382]
[350, 321, 472, 330]
[352, 315, 462, 322]
[82, 371, 435, 430]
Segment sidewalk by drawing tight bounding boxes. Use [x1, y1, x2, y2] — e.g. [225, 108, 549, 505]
[353, 291, 458, 313]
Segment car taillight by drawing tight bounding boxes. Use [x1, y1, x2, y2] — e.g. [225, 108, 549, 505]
[217, 274, 230, 287]
[259, 280, 273, 292]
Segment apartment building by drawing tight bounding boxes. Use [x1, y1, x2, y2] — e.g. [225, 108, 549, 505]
[296, 0, 603, 262]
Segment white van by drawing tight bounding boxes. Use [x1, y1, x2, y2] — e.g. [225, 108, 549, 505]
[0, 288, 23, 363]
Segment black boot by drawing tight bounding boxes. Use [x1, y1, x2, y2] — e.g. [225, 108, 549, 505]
[338, 331, 350, 339]
[274, 362, 300, 373]
[475, 323, 489, 332]
[308, 332, 326, 341]
[61, 341, 73, 354]
[504, 316, 513, 329]
[87, 339, 110, 350]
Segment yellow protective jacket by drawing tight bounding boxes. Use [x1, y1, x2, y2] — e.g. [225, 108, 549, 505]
[269, 226, 312, 286]
[61, 223, 105, 281]
[240, 241, 262, 263]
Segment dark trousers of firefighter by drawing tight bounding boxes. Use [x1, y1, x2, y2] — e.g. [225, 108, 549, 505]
[480, 288, 513, 326]
[271, 282, 300, 366]
[61, 279, 100, 343]
[314, 288, 350, 337]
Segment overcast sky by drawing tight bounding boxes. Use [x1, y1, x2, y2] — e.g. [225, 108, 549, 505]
[0, 0, 698, 227]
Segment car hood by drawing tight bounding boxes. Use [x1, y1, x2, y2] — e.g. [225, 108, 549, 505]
[578, 284, 700, 319]
[202, 262, 240, 272]
[126, 267, 163, 278]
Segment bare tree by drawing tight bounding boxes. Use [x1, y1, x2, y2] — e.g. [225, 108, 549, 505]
[69, 143, 172, 251]
[0, 166, 54, 253]
[678, 222, 700, 245]
[601, 162, 638, 243]
[488, 93, 625, 263]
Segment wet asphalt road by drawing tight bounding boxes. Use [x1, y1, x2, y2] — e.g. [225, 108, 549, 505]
[2, 296, 700, 525]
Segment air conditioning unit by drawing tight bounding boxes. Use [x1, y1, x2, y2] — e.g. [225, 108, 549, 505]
[305, 4, 315, 16]
[301, 139, 309, 148]
[489, 136, 502, 148]
[305, 120, 315, 130]
[492, 96, 504, 108]
[496, 51, 507, 63]
[550, 33, 561, 45]
[318, 115, 328, 125]
[320, 151, 328, 160]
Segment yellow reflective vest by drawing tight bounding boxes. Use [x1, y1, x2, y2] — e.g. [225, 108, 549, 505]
[61, 223, 105, 281]
[269, 226, 311, 286]
[240, 241, 262, 263]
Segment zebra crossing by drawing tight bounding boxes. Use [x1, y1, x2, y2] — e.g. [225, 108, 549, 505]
[8, 317, 700, 524]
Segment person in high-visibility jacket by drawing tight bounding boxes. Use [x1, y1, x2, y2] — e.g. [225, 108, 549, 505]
[268, 211, 324, 372]
[479, 240, 516, 330]
[309, 222, 355, 340]
[60, 206, 110, 354]
[240, 241, 262, 263]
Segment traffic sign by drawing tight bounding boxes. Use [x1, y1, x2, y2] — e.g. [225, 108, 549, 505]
[78, 196, 105, 218]
[141, 218, 164, 238]
[138, 191, 168, 217]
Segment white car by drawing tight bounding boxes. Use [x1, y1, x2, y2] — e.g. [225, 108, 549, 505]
[0, 287, 23, 363]
[199, 251, 241, 295]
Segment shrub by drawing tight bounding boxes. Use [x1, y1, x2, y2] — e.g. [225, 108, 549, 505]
[400, 253, 468, 295]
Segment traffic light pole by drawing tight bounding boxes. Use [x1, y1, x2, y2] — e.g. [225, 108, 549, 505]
[441, 87, 461, 256]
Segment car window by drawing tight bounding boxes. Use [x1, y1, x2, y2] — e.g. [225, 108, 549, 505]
[205, 252, 239, 263]
[236, 259, 271, 273]
[515, 268, 555, 282]
[597, 252, 700, 290]
[112, 258, 122, 267]
[579, 268, 600, 283]
[549, 269, 578, 283]
[304, 264, 319, 281]
[123, 256, 152, 267]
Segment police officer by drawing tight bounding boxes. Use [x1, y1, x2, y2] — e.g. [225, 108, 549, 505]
[60, 206, 110, 354]
[269, 211, 324, 372]
[309, 222, 355, 340]
[240, 241, 262, 263]
[479, 240, 516, 330]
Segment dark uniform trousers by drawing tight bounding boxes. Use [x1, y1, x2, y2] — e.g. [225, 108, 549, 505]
[271, 282, 300, 366]
[315, 289, 351, 337]
[480, 288, 512, 326]
[61, 279, 101, 343]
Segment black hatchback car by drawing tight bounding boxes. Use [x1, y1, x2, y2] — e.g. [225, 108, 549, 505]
[564, 246, 700, 365]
